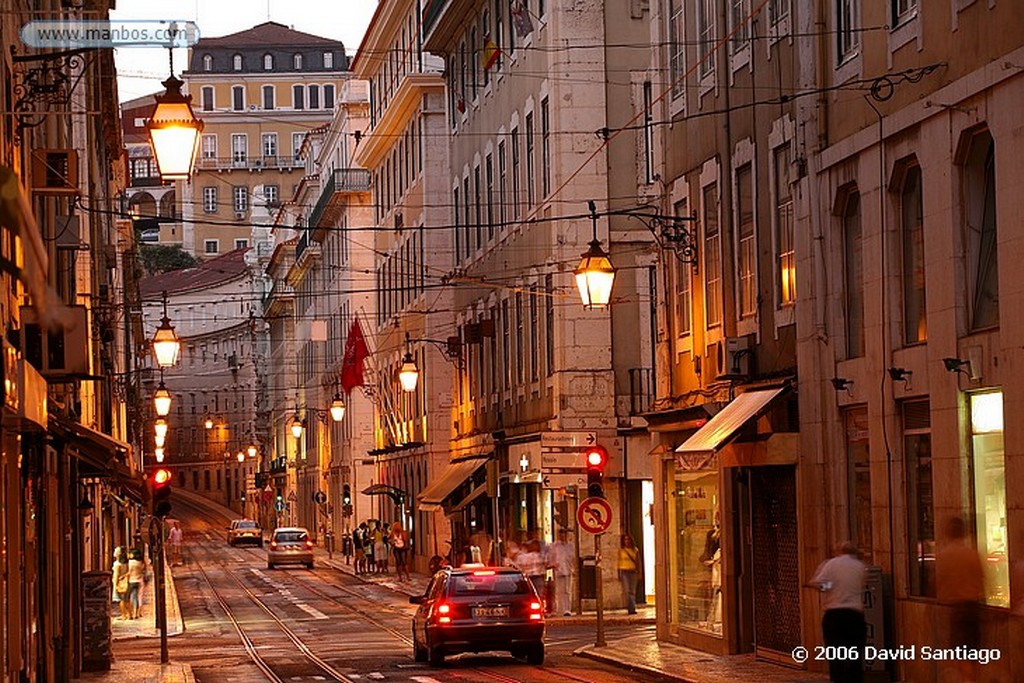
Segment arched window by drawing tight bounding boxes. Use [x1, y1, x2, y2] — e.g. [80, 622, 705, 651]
[233, 53, 243, 71]
[202, 54, 213, 71]
[263, 53, 273, 70]
[293, 53, 303, 70]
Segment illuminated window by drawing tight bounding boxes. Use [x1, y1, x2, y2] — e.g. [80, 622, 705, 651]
[969, 390, 1008, 608]
[703, 183, 721, 327]
[900, 164, 926, 343]
[735, 164, 755, 318]
[774, 144, 795, 306]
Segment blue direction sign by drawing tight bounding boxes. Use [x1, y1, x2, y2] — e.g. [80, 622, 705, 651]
[313, 490, 327, 505]
[274, 499, 286, 513]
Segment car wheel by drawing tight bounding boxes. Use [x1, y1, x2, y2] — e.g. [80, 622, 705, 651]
[413, 630, 427, 662]
[267, 562, 274, 570]
[525, 643, 544, 666]
[306, 562, 314, 569]
[427, 641, 444, 667]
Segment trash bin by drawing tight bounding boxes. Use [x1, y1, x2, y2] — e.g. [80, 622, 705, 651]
[579, 555, 597, 599]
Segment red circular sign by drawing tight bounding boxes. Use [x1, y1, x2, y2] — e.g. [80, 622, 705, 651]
[577, 497, 613, 534]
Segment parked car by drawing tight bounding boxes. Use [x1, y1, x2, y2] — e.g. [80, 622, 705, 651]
[410, 565, 545, 666]
[266, 527, 314, 569]
[227, 519, 263, 547]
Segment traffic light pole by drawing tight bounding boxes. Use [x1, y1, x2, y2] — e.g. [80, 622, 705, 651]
[594, 532, 606, 647]
[149, 516, 169, 663]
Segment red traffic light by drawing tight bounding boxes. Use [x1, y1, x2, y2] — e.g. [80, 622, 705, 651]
[153, 468, 172, 486]
[585, 446, 608, 470]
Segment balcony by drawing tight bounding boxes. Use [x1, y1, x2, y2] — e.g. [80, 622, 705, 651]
[197, 155, 303, 172]
[308, 168, 372, 228]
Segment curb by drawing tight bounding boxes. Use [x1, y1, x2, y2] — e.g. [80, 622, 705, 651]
[547, 615, 656, 627]
[573, 645, 697, 683]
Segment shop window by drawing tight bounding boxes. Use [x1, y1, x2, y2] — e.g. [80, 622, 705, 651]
[670, 461, 721, 634]
[903, 399, 934, 597]
[969, 390, 1008, 607]
[844, 407, 872, 563]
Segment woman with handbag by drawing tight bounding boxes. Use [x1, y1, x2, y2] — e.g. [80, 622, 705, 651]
[112, 546, 130, 620]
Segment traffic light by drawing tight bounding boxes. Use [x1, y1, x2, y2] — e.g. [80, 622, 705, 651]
[151, 467, 172, 517]
[585, 445, 609, 498]
[342, 483, 352, 506]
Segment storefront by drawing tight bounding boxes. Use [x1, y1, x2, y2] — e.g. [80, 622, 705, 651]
[653, 384, 800, 658]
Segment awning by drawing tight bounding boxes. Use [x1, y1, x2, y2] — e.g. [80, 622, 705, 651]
[675, 386, 788, 456]
[361, 484, 407, 504]
[50, 414, 132, 474]
[417, 454, 490, 512]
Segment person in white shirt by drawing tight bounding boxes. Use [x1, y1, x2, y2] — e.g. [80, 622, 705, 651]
[547, 531, 575, 616]
[168, 521, 183, 566]
[809, 541, 866, 683]
[126, 549, 147, 619]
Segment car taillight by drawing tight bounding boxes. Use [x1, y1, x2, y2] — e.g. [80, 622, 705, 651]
[435, 603, 452, 624]
[529, 600, 543, 620]
[472, 570, 496, 576]
[305, 540, 314, 549]
[270, 541, 278, 549]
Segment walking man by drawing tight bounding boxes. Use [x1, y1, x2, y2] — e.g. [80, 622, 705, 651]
[809, 541, 866, 683]
[936, 516, 985, 683]
[168, 520, 183, 566]
[548, 530, 575, 616]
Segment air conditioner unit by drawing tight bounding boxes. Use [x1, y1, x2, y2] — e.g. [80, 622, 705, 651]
[234, 211, 246, 220]
[723, 335, 752, 377]
[31, 149, 79, 195]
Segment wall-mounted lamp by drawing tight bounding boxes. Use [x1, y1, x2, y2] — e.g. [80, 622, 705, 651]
[831, 377, 853, 392]
[204, 416, 214, 430]
[290, 413, 304, 439]
[247, 443, 258, 459]
[77, 487, 94, 516]
[943, 357, 978, 380]
[888, 367, 912, 388]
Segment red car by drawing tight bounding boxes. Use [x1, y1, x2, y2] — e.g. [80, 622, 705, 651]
[410, 566, 545, 666]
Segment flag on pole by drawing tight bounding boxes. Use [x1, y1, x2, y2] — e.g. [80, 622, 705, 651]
[340, 319, 370, 393]
[481, 35, 500, 71]
[511, 1, 534, 39]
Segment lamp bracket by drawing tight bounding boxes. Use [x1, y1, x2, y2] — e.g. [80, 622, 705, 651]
[618, 208, 698, 263]
[10, 47, 90, 132]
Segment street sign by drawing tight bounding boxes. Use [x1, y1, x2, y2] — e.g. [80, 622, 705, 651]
[287, 490, 297, 502]
[542, 472, 585, 490]
[313, 490, 327, 505]
[262, 485, 273, 504]
[274, 499, 285, 513]
[577, 496, 613, 534]
[541, 450, 584, 469]
[541, 431, 597, 449]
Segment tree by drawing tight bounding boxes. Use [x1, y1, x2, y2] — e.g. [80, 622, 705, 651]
[139, 245, 198, 276]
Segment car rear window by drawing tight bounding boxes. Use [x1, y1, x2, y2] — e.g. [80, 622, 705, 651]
[274, 530, 308, 543]
[236, 521, 258, 529]
[451, 573, 530, 596]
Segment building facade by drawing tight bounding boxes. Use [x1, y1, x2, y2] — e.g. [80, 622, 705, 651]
[181, 22, 349, 259]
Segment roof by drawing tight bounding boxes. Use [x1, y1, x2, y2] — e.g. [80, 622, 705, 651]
[139, 247, 250, 298]
[192, 21, 343, 49]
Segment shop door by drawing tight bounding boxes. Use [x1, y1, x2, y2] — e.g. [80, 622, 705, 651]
[749, 466, 801, 662]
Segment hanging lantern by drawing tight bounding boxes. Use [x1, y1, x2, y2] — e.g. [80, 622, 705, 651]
[153, 381, 172, 417]
[154, 418, 169, 440]
[247, 443, 258, 459]
[290, 413, 304, 439]
[236, 451, 245, 463]
[145, 75, 204, 180]
[574, 238, 616, 309]
[204, 417, 214, 429]
[154, 433, 166, 448]
[329, 393, 346, 422]
[154, 447, 165, 463]
[398, 352, 419, 393]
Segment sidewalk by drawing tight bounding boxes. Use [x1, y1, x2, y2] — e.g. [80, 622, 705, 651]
[317, 548, 823, 683]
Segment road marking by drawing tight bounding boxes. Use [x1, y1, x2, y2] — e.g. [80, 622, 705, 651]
[367, 674, 385, 680]
[296, 603, 329, 620]
[410, 677, 445, 683]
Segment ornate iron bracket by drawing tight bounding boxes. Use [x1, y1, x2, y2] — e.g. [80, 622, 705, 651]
[10, 46, 90, 131]
[620, 209, 699, 263]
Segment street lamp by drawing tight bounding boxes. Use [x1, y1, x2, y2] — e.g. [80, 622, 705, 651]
[145, 75, 204, 181]
[204, 416, 214, 430]
[247, 442, 258, 459]
[152, 291, 181, 368]
[398, 351, 419, 393]
[575, 200, 616, 309]
[154, 447, 165, 463]
[236, 451, 245, 463]
[154, 418, 169, 440]
[153, 377, 172, 417]
[154, 432, 166, 448]
[329, 393, 346, 422]
[290, 413, 304, 439]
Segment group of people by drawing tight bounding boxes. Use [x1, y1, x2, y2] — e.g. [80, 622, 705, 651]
[110, 546, 147, 620]
[352, 520, 410, 581]
[811, 516, 989, 683]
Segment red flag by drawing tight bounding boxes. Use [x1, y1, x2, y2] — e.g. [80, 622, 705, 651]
[340, 319, 369, 393]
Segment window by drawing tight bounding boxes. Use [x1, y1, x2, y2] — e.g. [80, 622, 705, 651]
[736, 164, 755, 318]
[293, 84, 305, 110]
[845, 408, 873, 564]
[231, 134, 247, 164]
[262, 133, 277, 158]
[232, 85, 245, 111]
[525, 113, 535, 207]
[892, 0, 917, 27]
[470, 28, 478, 100]
[495, 0, 504, 70]
[263, 53, 273, 70]
[843, 191, 864, 358]
[697, 0, 716, 79]
[774, 144, 795, 306]
[703, 183, 721, 327]
[730, 0, 750, 52]
[541, 98, 551, 197]
[474, 165, 482, 249]
[515, 292, 524, 384]
[205, 239, 219, 254]
[900, 164, 926, 344]
[323, 51, 334, 69]
[837, 0, 860, 63]
[670, 458, 720, 634]
[498, 141, 507, 227]
[486, 153, 495, 239]
[903, 399, 934, 597]
[545, 274, 555, 375]
[262, 85, 275, 110]
[459, 42, 467, 111]
[203, 187, 217, 213]
[201, 134, 217, 160]
[669, 0, 686, 99]
[969, 390, 1008, 608]
[502, 299, 511, 391]
[482, 12, 491, 87]
[292, 132, 304, 161]
[642, 82, 654, 184]
[293, 53, 303, 70]
[463, 176, 471, 259]
[769, 0, 789, 24]
[511, 127, 521, 218]
[309, 84, 321, 110]
[235, 239, 249, 249]
[453, 187, 461, 265]
[264, 185, 279, 206]
[233, 186, 248, 212]
[324, 84, 335, 109]
[961, 129, 998, 331]
[232, 53, 242, 71]
[202, 54, 212, 71]
[201, 86, 214, 112]
[530, 287, 539, 381]
[674, 199, 692, 336]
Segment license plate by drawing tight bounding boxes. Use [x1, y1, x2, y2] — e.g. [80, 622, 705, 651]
[473, 606, 509, 618]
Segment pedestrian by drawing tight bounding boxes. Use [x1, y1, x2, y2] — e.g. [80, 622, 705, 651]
[548, 530, 575, 616]
[469, 529, 493, 566]
[127, 548, 146, 619]
[111, 546, 130, 620]
[364, 523, 376, 573]
[389, 521, 411, 581]
[380, 523, 391, 573]
[809, 541, 867, 683]
[517, 539, 546, 600]
[373, 523, 388, 574]
[168, 520, 183, 566]
[617, 534, 640, 615]
[936, 516, 985, 683]
[353, 522, 367, 575]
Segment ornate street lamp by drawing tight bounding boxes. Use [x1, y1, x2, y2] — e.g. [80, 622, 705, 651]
[290, 413, 304, 439]
[247, 442, 258, 459]
[153, 377, 172, 417]
[575, 200, 616, 309]
[145, 75, 204, 181]
[154, 418, 169, 440]
[329, 393, 346, 422]
[152, 291, 181, 368]
[236, 451, 245, 463]
[154, 433, 166, 448]
[204, 416, 214, 430]
[398, 351, 419, 393]
[154, 447, 165, 463]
